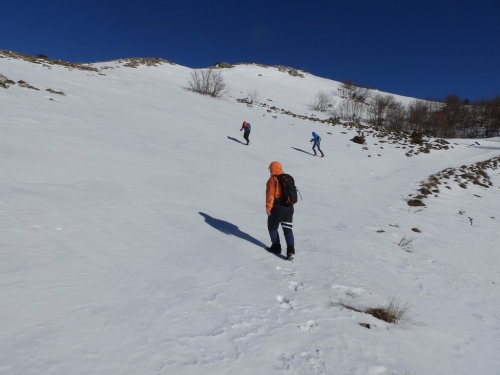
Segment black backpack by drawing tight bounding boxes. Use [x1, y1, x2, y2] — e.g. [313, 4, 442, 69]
[276, 174, 298, 206]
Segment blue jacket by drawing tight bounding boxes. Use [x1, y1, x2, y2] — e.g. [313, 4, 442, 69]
[310, 132, 320, 143]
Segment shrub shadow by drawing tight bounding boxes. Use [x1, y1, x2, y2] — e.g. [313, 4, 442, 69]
[227, 136, 245, 144]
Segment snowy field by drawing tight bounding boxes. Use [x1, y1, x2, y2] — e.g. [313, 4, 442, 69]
[1, 55, 499, 375]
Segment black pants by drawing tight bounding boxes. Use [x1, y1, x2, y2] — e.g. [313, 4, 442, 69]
[243, 131, 250, 143]
[268, 204, 294, 248]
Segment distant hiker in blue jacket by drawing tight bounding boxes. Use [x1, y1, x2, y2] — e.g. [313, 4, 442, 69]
[310, 132, 324, 157]
[240, 121, 251, 145]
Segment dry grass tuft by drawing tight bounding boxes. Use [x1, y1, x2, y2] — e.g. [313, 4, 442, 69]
[366, 296, 411, 324]
[337, 296, 411, 324]
[398, 235, 416, 252]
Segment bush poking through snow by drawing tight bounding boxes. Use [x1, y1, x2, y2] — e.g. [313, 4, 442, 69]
[337, 296, 411, 324]
[246, 87, 260, 106]
[407, 199, 425, 207]
[187, 69, 229, 98]
[410, 131, 423, 144]
[350, 131, 366, 145]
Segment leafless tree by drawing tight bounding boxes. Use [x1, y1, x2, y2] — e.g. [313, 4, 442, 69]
[188, 69, 230, 98]
[310, 90, 334, 112]
[336, 80, 355, 99]
[338, 98, 366, 123]
[407, 100, 430, 133]
[246, 87, 260, 105]
[335, 80, 371, 103]
[368, 94, 397, 127]
[385, 101, 407, 131]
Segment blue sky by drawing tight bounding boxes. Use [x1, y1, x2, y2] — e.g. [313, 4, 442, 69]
[2, 0, 499, 101]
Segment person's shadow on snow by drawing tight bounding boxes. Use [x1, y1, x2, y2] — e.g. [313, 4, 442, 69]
[199, 212, 285, 259]
[227, 136, 246, 145]
[291, 147, 315, 156]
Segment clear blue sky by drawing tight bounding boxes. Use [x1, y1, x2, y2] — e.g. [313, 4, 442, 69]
[2, 0, 499, 101]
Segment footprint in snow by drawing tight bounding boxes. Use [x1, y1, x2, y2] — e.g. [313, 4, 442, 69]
[298, 320, 318, 334]
[283, 349, 324, 374]
[277, 295, 293, 309]
[367, 365, 396, 374]
[289, 281, 309, 291]
[276, 266, 298, 277]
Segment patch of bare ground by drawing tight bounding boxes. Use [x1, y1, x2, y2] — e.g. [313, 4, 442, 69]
[407, 156, 500, 207]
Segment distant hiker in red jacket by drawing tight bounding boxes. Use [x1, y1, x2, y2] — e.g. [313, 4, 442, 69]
[240, 121, 251, 145]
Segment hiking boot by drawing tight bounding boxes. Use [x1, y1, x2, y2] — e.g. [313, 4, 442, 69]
[286, 246, 295, 260]
[266, 243, 282, 254]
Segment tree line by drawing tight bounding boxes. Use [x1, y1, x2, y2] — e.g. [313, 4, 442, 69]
[313, 80, 500, 139]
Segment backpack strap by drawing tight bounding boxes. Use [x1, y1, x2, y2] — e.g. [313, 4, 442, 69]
[273, 175, 283, 204]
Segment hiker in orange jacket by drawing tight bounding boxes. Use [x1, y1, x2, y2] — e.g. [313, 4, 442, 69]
[266, 161, 295, 260]
[240, 121, 251, 145]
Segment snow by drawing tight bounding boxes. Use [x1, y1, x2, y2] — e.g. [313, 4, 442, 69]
[1, 55, 499, 375]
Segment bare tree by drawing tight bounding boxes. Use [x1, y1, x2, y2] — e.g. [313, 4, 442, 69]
[310, 90, 334, 112]
[368, 94, 397, 127]
[351, 86, 371, 103]
[385, 101, 407, 130]
[407, 100, 430, 133]
[336, 80, 355, 99]
[188, 69, 230, 98]
[246, 87, 260, 106]
[338, 97, 367, 123]
[335, 80, 371, 103]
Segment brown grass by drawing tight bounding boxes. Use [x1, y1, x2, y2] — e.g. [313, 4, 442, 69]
[407, 199, 425, 207]
[337, 296, 411, 324]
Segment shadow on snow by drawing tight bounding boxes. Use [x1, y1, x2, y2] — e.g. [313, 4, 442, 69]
[198, 212, 286, 259]
[291, 147, 315, 156]
[227, 136, 246, 145]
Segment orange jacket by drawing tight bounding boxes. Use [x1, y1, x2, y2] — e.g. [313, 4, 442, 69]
[266, 161, 283, 211]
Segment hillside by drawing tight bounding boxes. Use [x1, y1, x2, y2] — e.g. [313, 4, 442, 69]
[1, 52, 499, 375]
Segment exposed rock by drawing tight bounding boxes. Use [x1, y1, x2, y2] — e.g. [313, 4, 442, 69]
[234, 62, 269, 69]
[113, 57, 175, 68]
[0, 49, 99, 72]
[274, 65, 305, 78]
[0, 73, 9, 88]
[17, 80, 40, 90]
[46, 88, 66, 96]
[210, 62, 234, 69]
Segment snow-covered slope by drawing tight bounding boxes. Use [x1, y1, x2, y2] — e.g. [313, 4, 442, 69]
[1, 54, 499, 375]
